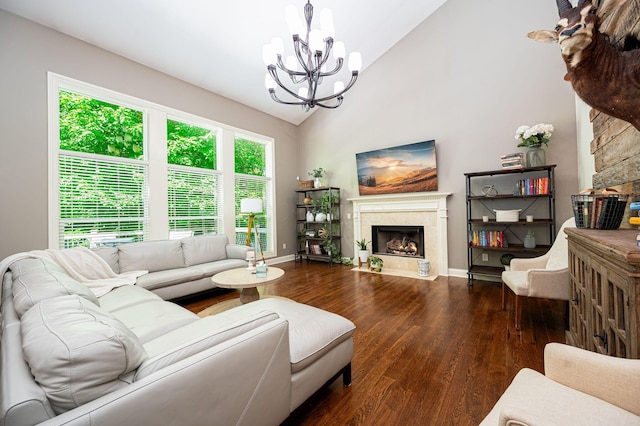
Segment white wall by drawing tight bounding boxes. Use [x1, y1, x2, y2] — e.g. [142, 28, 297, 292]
[575, 96, 596, 189]
[297, 0, 580, 272]
[0, 2, 586, 269]
[0, 9, 300, 260]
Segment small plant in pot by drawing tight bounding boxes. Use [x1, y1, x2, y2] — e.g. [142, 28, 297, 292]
[308, 168, 326, 188]
[500, 253, 516, 270]
[355, 238, 370, 267]
[367, 256, 384, 272]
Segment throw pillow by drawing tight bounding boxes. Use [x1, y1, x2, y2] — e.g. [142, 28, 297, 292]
[21, 295, 147, 414]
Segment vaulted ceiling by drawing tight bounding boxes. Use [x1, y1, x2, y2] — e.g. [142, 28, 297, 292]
[0, 0, 448, 125]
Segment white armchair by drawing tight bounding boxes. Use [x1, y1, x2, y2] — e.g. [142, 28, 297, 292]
[501, 217, 576, 330]
[479, 343, 640, 425]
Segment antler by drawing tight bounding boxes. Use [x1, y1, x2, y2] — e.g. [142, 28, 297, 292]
[556, 0, 574, 16]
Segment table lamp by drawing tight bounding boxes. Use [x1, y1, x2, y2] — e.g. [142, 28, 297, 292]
[240, 198, 265, 263]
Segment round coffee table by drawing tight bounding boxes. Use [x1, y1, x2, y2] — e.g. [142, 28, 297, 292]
[211, 267, 285, 303]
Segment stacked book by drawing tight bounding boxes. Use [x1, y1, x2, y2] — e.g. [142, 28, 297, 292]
[516, 177, 550, 195]
[501, 153, 524, 169]
[469, 230, 505, 247]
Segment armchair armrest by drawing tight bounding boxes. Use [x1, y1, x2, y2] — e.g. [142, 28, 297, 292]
[226, 244, 251, 260]
[510, 253, 549, 271]
[544, 343, 640, 416]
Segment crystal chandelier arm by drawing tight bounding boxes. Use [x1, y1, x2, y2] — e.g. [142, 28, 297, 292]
[292, 35, 314, 75]
[314, 96, 344, 109]
[318, 57, 343, 78]
[313, 71, 358, 103]
[275, 55, 308, 85]
[268, 65, 310, 102]
[263, 0, 360, 111]
[314, 38, 334, 73]
[268, 89, 309, 106]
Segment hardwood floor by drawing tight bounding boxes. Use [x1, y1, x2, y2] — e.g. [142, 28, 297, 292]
[179, 261, 566, 425]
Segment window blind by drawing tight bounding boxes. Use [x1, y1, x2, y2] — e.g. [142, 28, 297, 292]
[58, 154, 148, 248]
[168, 167, 222, 236]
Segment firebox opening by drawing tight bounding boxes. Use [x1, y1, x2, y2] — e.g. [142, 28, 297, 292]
[372, 225, 424, 258]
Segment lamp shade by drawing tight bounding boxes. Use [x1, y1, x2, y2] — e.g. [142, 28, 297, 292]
[241, 198, 263, 214]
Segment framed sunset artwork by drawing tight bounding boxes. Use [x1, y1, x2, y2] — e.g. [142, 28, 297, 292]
[356, 140, 437, 196]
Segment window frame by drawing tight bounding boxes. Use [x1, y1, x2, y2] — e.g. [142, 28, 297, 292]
[48, 72, 276, 256]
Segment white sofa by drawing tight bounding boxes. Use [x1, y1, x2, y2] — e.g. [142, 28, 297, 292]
[92, 234, 251, 300]
[1, 250, 355, 425]
[480, 343, 640, 425]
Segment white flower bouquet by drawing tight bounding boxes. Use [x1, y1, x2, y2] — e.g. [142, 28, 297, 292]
[515, 123, 554, 147]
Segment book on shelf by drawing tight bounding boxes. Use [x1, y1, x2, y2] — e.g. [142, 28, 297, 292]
[515, 177, 549, 195]
[469, 230, 505, 247]
[500, 153, 524, 169]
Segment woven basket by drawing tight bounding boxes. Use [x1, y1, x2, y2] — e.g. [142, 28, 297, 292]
[298, 180, 314, 190]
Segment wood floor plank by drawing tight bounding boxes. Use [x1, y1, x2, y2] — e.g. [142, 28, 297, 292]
[179, 261, 565, 425]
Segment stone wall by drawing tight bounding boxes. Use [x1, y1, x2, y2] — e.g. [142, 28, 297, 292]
[589, 0, 640, 228]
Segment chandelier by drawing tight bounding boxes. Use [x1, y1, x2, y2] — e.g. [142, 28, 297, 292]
[262, 1, 362, 111]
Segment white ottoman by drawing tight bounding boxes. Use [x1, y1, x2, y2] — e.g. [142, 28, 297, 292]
[218, 298, 356, 411]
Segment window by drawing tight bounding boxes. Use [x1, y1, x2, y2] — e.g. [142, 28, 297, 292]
[167, 119, 221, 236]
[49, 73, 275, 254]
[58, 90, 147, 248]
[234, 137, 273, 254]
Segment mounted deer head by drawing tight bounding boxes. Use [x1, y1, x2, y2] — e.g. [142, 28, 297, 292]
[528, 0, 640, 131]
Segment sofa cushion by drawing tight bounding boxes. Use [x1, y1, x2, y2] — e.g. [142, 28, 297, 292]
[108, 300, 199, 343]
[118, 240, 184, 273]
[12, 259, 99, 317]
[21, 295, 147, 414]
[134, 268, 205, 291]
[192, 259, 249, 276]
[181, 234, 229, 266]
[135, 311, 280, 380]
[98, 284, 163, 313]
[10, 258, 66, 278]
[91, 246, 120, 273]
[219, 298, 356, 373]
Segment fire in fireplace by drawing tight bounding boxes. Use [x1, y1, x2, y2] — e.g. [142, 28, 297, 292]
[371, 225, 424, 258]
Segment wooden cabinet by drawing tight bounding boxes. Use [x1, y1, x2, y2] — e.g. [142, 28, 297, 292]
[295, 187, 341, 266]
[566, 228, 640, 358]
[465, 165, 556, 284]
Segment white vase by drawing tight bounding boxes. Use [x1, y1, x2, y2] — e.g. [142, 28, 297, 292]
[315, 212, 326, 222]
[313, 177, 322, 188]
[306, 211, 314, 222]
[358, 250, 369, 264]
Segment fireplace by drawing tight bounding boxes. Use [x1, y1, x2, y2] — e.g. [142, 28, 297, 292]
[372, 225, 424, 258]
[348, 192, 451, 278]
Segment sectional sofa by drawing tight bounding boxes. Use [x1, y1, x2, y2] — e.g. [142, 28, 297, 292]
[0, 236, 356, 425]
[92, 234, 251, 300]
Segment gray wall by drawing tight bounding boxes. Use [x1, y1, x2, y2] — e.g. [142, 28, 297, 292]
[297, 0, 580, 272]
[0, 9, 300, 260]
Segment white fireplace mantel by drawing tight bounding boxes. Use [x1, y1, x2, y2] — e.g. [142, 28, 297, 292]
[348, 192, 451, 277]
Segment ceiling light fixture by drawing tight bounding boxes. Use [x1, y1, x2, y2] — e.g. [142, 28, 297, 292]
[263, 1, 362, 112]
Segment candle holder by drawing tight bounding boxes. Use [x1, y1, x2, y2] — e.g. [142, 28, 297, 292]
[246, 250, 256, 271]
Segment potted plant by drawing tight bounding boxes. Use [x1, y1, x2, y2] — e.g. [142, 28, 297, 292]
[515, 123, 554, 167]
[320, 191, 339, 220]
[340, 257, 354, 266]
[355, 238, 370, 266]
[308, 168, 326, 188]
[367, 256, 383, 272]
[321, 233, 339, 262]
[500, 253, 516, 271]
